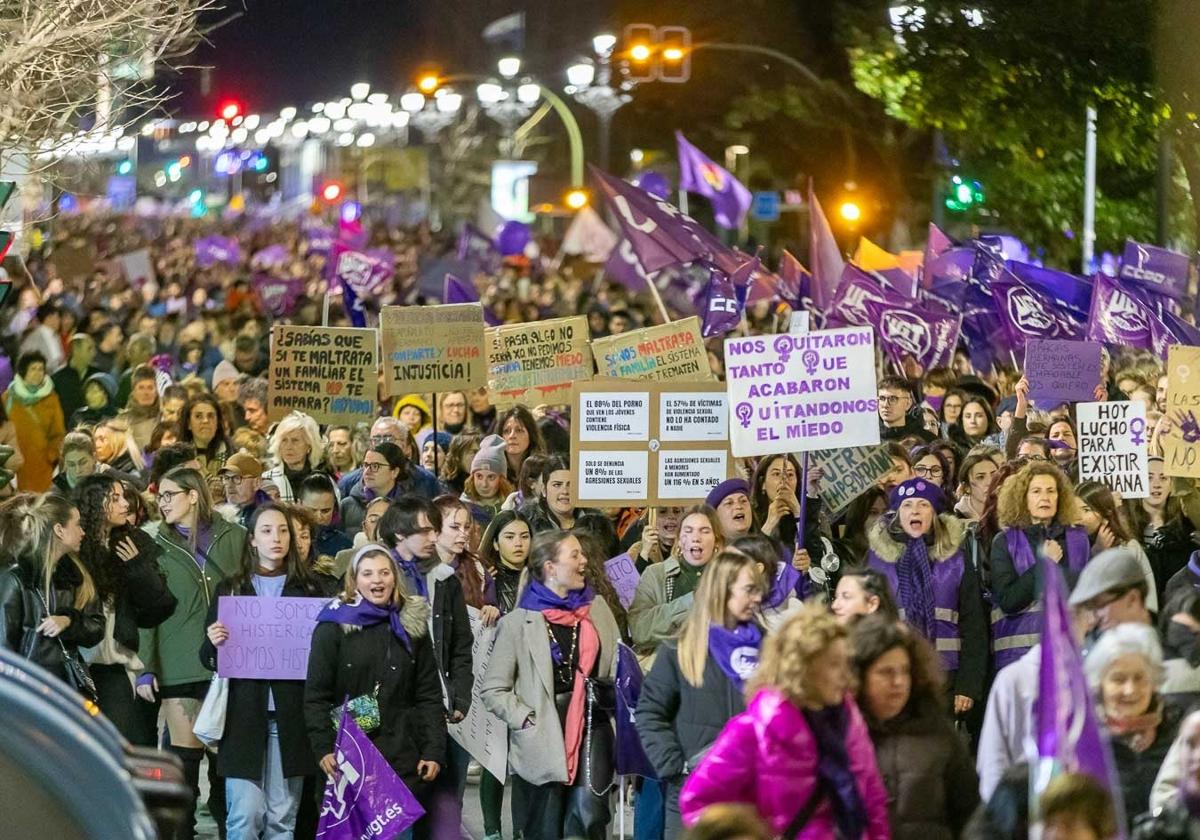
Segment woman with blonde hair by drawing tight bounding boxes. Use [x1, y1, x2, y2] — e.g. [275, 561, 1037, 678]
[637, 551, 766, 838]
[679, 603, 890, 838]
[93, 417, 146, 475]
[990, 461, 1090, 669]
[261, 410, 326, 502]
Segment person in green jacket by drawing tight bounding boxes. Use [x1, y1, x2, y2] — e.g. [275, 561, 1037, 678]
[135, 466, 244, 840]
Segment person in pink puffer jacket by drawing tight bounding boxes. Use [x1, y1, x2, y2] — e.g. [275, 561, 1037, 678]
[679, 603, 891, 839]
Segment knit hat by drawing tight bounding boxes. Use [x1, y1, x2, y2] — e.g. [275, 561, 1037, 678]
[705, 478, 751, 510]
[471, 434, 507, 475]
[392, 393, 432, 425]
[212, 360, 241, 391]
[418, 429, 452, 453]
[84, 371, 118, 400]
[889, 478, 945, 513]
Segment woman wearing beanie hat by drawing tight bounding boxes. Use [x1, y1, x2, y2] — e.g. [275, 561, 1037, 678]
[393, 393, 433, 437]
[866, 477, 987, 714]
[462, 434, 513, 525]
[705, 479, 753, 541]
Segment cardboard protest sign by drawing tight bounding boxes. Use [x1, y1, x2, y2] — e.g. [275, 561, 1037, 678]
[604, 553, 641, 609]
[591, 317, 712, 382]
[571, 380, 732, 506]
[813, 445, 896, 514]
[216, 596, 327, 680]
[724, 326, 880, 458]
[380, 303, 487, 397]
[1076, 401, 1149, 498]
[1163, 345, 1200, 478]
[448, 607, 507, 782]
[269, 326, 378, 425]
[487, 315, 592, 407]
[50, 240, 96, 280]
[1024, 339, 1103, 407]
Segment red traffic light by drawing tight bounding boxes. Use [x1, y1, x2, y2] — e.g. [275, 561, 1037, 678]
[320, 181, 344, 203]
[218, 100, 242, 121]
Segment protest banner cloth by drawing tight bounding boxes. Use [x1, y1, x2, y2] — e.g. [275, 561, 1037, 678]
[724, 326, 881, 458]
[570, 380, 732, 506]
[1119, 238, 1190, 301]
[1076, 401, 1149, 498]
[317, 711, 425, 840]
[813, 445, 896, 514]
[591, 316, 712, 382]
[487, 315, 593, 407]
[268, 325, 378, 425]
[447, 607, 508, 782]
[1023, 338, 1103, 407]
[1163, 345, 1200, 478]
[379, 303, 487, 397]
[604, 553, 641, 609]
[253, 274, 305, 318]
[216, 596, 328, 680]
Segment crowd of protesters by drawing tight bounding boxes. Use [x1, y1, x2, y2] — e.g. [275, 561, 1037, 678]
[3, 211, 1200, 840]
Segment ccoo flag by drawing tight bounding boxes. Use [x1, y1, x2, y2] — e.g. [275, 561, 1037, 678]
[316, 710, 425, 840]
[675, 131, 752, 230]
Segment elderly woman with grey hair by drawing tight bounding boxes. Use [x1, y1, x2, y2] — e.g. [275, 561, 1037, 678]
[262, 411, 327, 502]
[1085, 623, 1182, 827]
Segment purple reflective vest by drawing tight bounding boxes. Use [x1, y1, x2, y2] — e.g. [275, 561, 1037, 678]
[867, 549, 966, 673]
[990, 525, 1090, 670]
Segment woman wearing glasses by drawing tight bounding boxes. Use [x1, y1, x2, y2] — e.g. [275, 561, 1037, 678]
[136, 466, 246, 840]
[341, 442, 432, 536]
[909, 445, 953, 495]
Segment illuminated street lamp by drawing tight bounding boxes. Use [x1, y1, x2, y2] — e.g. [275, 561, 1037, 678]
[401, 88, 461, 139]
[566, 32, 634, 169]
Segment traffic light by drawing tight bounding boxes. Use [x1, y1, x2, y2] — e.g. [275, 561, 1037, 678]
[621, 24, 692, 84]
[945, 174, 984, 213]
[116, 159, 133, 176]
[218, 100, 242, 122]
[417, 73, 440, 94]
[320, 181, 344, 203]
[657, 26, 692, 83]
[623, 23, 658, 83]
[838, 200, 863, 224]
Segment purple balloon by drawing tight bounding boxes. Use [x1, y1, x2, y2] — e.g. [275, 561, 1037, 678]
[633, 171, 671, 201]
[495, 220, 532, 257]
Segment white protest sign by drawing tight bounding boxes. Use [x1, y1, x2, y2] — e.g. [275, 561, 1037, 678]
[578, 451, 650, 501]
[448, 607, 508, 781]
[789, 311, 810, 334]
[724, 326, 880, 458]
[1076, 400, 1149, 499]
[579, 392, 650, 441]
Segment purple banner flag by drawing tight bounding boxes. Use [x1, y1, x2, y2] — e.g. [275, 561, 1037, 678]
[1119, 238, 1190, 300]
[1007, 261, 1094, 321]
[826, 264, 894, 328]
[615, 643, 658, 779]
[591, 165, 726, 274]
[253, 274, 305, 318]
[457, 224, 502, 275]
[604, 238, 655, 291]
[877, 267, 918, 300]
[251, 244, 289, 270]
[1034, 553, 1124, 821]
[862, 296, 961, 373]
[991, 270, 1084, 355]
[778, 250, 812, 312]
[808, 185, 845, 310]
[444, 274, 500, 326]
[194, 235, 242, 268]
[316, 710, 425, 840]
[922, 223, 954, 287]
[329, 242, 394, 297]
[303, 226, 336, 257]
[676, 131, 753, 230]
[699, 265, 743, 338]
[1087, 272, 1156, 352]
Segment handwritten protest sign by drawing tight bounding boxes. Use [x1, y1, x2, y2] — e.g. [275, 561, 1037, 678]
[216, 596, 328, 680]
[591, 317, 712, 382]
[1164, 345, 1200, 478]
[724, 326, 880, 458]
[487, 315, 592, 407]
[380, 303, 487, 397]
[571, 380, 732, 506]
[1024, 339, 1102, 407]
[448, 607, 507, 781]
[269, 325, 378, 425]
[1076, 401, 1149, 498]
[605, 553, 641, 610]
[813, 445, 896, 514]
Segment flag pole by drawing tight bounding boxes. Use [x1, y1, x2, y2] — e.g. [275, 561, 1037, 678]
[645, 275, 671, 325]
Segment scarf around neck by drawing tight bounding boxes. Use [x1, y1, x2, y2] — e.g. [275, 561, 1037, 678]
[8, 374, 53, 406]
[316, 595, 412, 653]
[762, 561, 801, 610]
[897, 536, 935, 641]
[707, 622, 762, 691]
[390, 549, 429, 599]
[1106, 701, 1164, 753]
[802, 702, 867, 840]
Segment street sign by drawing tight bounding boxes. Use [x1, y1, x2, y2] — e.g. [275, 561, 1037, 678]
[751, 191, 780, 222]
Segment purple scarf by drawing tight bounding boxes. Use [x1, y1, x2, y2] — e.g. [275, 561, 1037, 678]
[1005, 524, 1090, 576]
[802, 702, 867, 840]
[762, 561, 802, 610]
[897, 537, 935, 641]
[707, 622, 762, 691]
[316, 596, 411, 653]
[390, 550, 429, 599]
[518, 579, 595, 613]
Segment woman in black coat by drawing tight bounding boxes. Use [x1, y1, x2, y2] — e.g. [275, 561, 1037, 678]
[636, 550, 766, 839]
[202, 503, 335, 839]
[75, 474, 176, 745]
[304, 544, 446, 802]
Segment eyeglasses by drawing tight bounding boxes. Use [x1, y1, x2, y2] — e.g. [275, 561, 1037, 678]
[914, 465, 944, 478]
[1025, 454, 1049, 462]
[156, 489, 185, 505]
[220, 474, 245, 486]
[370, 435, 398, 446]
[362, 461, 390, 473]
[877, 394, 908, 405]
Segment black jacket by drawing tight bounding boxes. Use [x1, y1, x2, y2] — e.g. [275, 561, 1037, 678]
[1143, 517, 1198, 609]
[1114, 701, 1182, 829]
[304, 598, 446, 791]
[0, 556, 104, 682]
[881, 410, 935, 444]
[866, 702, 979, 840]
[200, 574, 334, 780]
[990, 523, 1087, 614]
[635, 641, 746, 782]
[104, 525, 177, 652]
[422, 565, 475, 717]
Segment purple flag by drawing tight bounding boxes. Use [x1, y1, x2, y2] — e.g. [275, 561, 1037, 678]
[978, 234, 1030, 264]
[676, 131, 752, 230]
[329, 242, 394, 297]
[304, 226, 336, 257]
[1007, 261, 1093, 321]
[1161, 307, 1200, 347]
[808, 185, 845, 310]
[862, 296, 961, 373]
[990, 270, 1084, 355]
[444, 274, 500, 326]
[825, 264, 894, 328]
[457, 223, 502, 275]
[1034, 553, 1124, 820]
[337, 219, 369, 252]
[252, 274, 304, 318]
[877, 267, 918, 300]
[778, 250, 812, 312]
[251, 244, 290, 270]
[604, 238, 655, 291]
[699, 265, 743, 338]
[592, 165, 728, 274]
[1086, 273, 1156, 351]
[194, 235, 242, 268]
[922, 223, 954, 287]
[1119, 238, 1190, 300]
[615, 643, 658, 779]
[316, 710, 425, 840]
